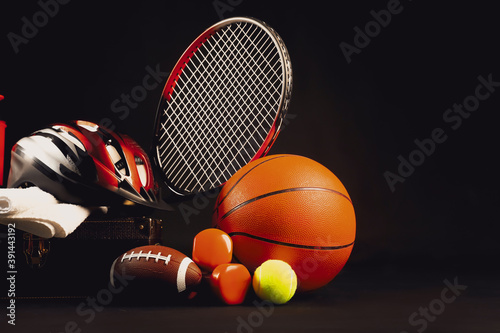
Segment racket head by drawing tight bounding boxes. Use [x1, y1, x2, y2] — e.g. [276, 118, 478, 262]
[153, 17, 292, 197]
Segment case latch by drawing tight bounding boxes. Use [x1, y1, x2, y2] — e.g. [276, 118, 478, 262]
[23, 233, 50, 269]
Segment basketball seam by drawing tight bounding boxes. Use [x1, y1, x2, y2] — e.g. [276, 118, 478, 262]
[218, 187, 352, 223]
[213, 155, 289, 213]
[228, 232, 355, 250]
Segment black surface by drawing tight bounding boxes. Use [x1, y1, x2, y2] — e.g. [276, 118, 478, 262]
[1, 0, 499, 331]
[7, 266, 500, 333]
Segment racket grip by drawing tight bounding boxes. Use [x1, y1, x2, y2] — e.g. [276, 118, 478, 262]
[0, 120, 6, 187]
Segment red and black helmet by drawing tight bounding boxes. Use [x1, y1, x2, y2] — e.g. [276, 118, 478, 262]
[7, 120, 172, 210]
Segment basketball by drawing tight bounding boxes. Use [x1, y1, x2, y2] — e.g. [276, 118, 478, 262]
[212, 154, 356, 292]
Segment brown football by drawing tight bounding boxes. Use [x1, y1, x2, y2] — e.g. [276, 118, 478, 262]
[110, 245, 202, 295]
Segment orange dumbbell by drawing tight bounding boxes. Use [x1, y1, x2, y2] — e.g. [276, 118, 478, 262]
[210, 263, 251, 305]
[192, 228, 233, 272]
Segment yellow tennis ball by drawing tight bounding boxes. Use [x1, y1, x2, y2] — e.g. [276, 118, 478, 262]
[252, 260, 297, 305]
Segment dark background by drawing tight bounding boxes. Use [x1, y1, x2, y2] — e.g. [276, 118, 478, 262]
[1, 1, 499, 332]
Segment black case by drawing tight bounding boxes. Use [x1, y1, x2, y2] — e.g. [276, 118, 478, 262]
[2, 216, 162, 298]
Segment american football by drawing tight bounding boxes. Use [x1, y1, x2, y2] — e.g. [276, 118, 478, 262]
[110, 245, 202, 296]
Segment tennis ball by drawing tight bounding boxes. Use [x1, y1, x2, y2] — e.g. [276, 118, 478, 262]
[252, 260, 297, 305]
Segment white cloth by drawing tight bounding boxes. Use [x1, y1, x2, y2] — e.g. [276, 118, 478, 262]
[0, 187, 92, 238]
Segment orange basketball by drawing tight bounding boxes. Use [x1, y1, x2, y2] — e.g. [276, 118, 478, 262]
[212, 154, 356, 292]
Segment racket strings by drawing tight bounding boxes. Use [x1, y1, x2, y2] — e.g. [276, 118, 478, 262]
[159, 21, 285, 193]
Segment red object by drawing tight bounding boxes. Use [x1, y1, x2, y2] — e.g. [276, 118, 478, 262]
[210, 263, 251, 305]
[8, 120, 170, 209]
[0, 120, 6, 186]
[192, 228, 233, 272]
[110, 245, 202, 295]
[0, 95, 4, 101]
[213, 154, 356, 292]
[55, 120, 157, 198]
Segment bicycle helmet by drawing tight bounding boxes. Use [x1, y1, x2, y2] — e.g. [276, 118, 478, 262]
[7, 120, 172, 210]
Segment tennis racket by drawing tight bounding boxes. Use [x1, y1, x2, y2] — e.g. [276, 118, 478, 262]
[153, 17, 292, 198]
